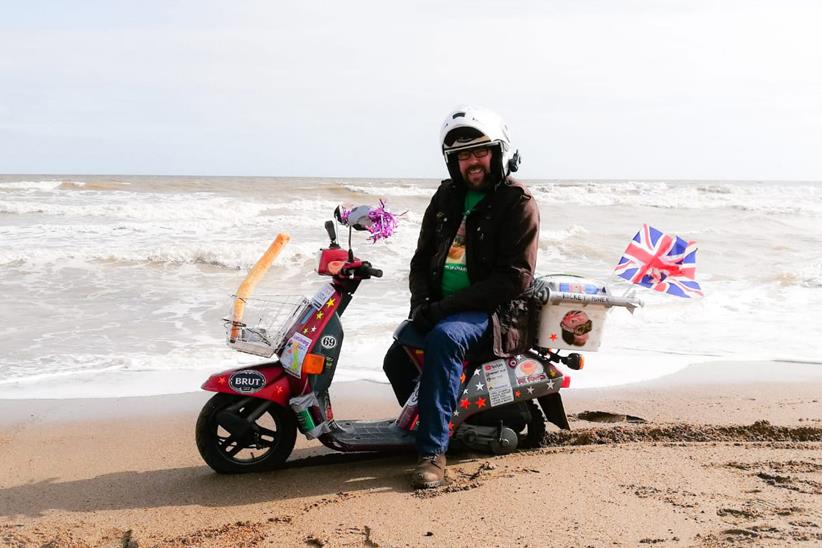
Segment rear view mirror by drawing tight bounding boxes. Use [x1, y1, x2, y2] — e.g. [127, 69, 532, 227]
[334, 204, 373, 231]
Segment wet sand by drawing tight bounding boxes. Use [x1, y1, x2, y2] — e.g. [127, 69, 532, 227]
[0, 361, 820, 547]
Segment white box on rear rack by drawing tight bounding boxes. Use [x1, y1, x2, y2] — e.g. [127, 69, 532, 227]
[534, 275, 616, 352]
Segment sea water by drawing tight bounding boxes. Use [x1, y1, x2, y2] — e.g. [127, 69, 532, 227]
[1, 175, 820, 399]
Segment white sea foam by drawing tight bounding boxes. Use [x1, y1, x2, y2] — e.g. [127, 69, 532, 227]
[0, 193, 273, 222]
[0, 347, 256, 399]
[784, 262, 822, 288]
[0, 180, 83, 191]
[529, 181, 822, 215]
[342, 184, 435, 197]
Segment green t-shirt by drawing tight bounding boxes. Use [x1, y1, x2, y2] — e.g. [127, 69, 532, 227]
[441, 190, 486, 297]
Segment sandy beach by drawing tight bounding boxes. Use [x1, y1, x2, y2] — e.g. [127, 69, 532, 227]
[1, 362, 820, 547]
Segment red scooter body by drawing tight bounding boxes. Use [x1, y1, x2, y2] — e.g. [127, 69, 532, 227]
[201, 365, 293, 407]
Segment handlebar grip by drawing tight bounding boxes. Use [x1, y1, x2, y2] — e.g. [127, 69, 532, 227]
[324, 220, 338, 244]
[368, 267, 383, 278]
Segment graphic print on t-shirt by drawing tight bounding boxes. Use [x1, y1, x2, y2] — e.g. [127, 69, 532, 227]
[445, 217, 467, 271]
[441, 215, 470, 296]
[441, 190, 485, 297]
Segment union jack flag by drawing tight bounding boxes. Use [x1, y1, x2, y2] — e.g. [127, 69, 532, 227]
[614, 224, 703, 298]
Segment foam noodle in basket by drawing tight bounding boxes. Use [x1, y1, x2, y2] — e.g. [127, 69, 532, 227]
[230, 233, 290, 341]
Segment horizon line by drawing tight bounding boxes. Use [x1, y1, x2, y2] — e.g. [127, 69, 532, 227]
[2, 172, 820, 184]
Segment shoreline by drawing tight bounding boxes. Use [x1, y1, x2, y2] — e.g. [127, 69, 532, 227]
[1, 361, 820, 547]
[1, 360, 819, 426]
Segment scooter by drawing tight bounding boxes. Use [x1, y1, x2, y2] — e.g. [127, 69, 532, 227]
[195, 208, 640, 473]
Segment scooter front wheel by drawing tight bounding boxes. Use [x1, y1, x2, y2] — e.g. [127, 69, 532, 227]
[196, 393, 297, 474]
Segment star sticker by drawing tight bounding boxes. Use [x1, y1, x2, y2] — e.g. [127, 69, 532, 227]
[514, 390, 521, 398]
[527, 387, 534, 394]
[311, 326, 317, 333]
[546, 379, 554, 389]
[275, 385, 284, 394]
[460, 373, 466, 384]
[316, 311, 324, 319]
[448, 421, 455, 432]
[462, 389, 468, 396]
[217, 376, 226, 385]
[325, 297, 335, 308]
[475, 381, 484, 391]
[459, 399, 470, 409]
[475, 397, 487, 408]
[550, 333, 558, 342]
[302, 328, 309, 335]
[453, 410, 460, 417]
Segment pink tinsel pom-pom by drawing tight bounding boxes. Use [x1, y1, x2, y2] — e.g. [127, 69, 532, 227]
[366, 200, 399, 242]
[336, 200, 402, 243]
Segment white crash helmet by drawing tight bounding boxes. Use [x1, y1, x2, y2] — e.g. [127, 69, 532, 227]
[439, 105, 521, 181]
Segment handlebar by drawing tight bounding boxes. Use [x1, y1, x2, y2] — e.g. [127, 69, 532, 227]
[339, 260, 382, 279]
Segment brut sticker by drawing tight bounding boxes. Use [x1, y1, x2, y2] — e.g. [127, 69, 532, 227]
[228, 370, 266, 393]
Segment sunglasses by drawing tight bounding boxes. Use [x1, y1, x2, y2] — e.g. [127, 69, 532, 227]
[454, 147, 491, 161]
[562, 320, 593, 336]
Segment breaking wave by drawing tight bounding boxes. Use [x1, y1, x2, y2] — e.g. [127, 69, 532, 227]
[773, 263, 822, 288]
[0, 180, 84, 191]
[528, 181, 822, 215]
[342, 184, 435, 197]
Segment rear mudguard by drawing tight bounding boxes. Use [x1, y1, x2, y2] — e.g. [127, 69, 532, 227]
[538, 392, 571, 430]
[200, 362, 292, 407]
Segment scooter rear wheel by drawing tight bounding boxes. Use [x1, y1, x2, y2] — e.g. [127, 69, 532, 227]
[196, 393, 297, 474]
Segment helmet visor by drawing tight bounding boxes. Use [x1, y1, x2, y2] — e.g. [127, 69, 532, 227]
[444, 141, 499, 159]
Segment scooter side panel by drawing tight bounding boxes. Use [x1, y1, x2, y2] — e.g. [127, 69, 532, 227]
[309, 312, 343, 394]
[451, 354, 564, 429]
[201, 364, 291, 406]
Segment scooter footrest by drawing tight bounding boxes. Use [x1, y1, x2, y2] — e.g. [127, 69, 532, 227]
[329, 419, 416, 450]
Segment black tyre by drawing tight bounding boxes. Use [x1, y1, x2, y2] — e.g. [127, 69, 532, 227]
[196, 393, 297, 474]
[518, 400, 546, 449]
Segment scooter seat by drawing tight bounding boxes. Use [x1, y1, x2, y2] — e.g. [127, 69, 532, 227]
[392, 319, 427, 349]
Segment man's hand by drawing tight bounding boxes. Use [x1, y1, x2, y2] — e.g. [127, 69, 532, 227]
[409, 295, 430, 317]
[411, 301, 445, 333]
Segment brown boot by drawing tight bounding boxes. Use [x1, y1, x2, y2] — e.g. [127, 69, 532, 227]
[412, 454, 446, 489]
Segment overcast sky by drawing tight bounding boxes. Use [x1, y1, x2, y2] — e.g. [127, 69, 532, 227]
[1, 1, 821, 180]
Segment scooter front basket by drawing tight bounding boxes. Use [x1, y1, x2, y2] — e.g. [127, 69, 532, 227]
[224, 295, 311, 358]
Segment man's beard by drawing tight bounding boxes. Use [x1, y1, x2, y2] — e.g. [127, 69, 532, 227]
[461, 166, 492, 190]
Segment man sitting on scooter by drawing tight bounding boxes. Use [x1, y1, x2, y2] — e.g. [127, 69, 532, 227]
[399, 105, 540, 489]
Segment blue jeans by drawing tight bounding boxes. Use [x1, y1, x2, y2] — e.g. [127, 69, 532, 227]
[416, 311, 492, 456]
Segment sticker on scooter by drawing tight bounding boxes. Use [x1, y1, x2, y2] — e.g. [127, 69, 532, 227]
[281, 332, 312, 377]
[228, 370, 266, 393]
[514, 359, 544, 379]
[482, 359, 514, 407]
[513, 360, 547, 385]
[311, 284, 337, 308]
[320, 335, 337, 349]
[516, 373, 548, 386]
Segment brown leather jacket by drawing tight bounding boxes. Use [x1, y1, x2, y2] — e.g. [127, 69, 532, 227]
[409, 176, 540, 356]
